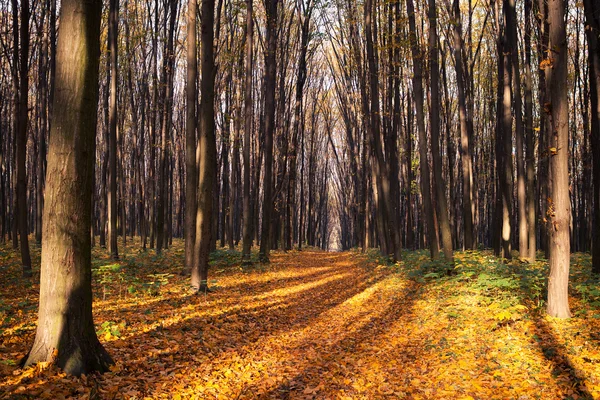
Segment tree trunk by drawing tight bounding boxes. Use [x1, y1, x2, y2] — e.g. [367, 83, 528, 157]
[191, 0, 217, 292]
[525, 0, 536, 261]
[242, 0, 254, 264]
[258, 0, 279, 263]
[16, 0, 32, 276]
[448, 0, 474, 250]
[584, 0, 600, 273]
[504, 0, 528, 259]
[23, 0, 113, 375]
[185, 0, 198, 272]
[545, 0, 571, 318]
[429, 0, 453, 262]
[157, 0, 177, 254]
[407, 0, 438, 259]
[108, 0, 119, 260]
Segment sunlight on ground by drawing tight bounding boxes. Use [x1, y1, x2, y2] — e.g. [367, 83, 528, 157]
[1, 240, 600, 399]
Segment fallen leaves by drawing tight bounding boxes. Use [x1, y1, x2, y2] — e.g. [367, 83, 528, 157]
[1, 241, 600, 398]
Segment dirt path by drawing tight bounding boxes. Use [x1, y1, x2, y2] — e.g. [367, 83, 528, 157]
[2, 246, 599, 399]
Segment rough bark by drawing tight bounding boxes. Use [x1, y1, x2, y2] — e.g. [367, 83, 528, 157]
[545, 0, 571, 318]
[185, 0, 198, 273]
[23, 0, 113, 375]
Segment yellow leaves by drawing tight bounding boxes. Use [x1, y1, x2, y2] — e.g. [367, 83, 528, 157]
[3, 242, 600, 399]
[540, 58, 553, 70]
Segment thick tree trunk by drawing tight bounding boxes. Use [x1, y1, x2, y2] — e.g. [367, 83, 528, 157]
[185, 0, 198, 272]
[23, 0, 113, 375]
[191, 0, 217, 292]
[545, 0, 571, 318]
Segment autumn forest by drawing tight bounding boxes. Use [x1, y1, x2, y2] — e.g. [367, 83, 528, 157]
[1, 0, 600, 397]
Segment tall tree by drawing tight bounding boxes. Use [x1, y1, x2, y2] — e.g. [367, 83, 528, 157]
[504, 0, 528, 259]
[108, 0, 119, 259]
[185, 0, 198, 272]
[23, 0, 113, 374]
[407, 0, 438, 258]
[16, 0, 32, 276]
[286, 0, 313, 251]
[524, 0, 536, 261]
[545, 0, 570, 318]
[584, 0, 600, 273]
[447, 0, 475, 250]
[242, 0, 254, 265]
[258, 0, 279, 263]
[191, 0, 217, 292]
[429, 0, 453, 261]
[157, 0, 178, 254]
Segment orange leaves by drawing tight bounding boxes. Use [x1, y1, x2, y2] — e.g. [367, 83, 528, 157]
[2, 243, 600, 398]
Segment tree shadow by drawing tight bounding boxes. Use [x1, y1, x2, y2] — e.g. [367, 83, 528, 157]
[530, 315, 594, 399]
[253, 280, 426, 398]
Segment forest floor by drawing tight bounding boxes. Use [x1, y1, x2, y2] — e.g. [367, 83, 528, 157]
[1, 240, 600, 399]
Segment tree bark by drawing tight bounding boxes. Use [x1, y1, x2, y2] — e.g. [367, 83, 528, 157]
[242, 0, 254, 264]
[584, 0, 600, 273]
[545, 0, 571, 318]
[504, 0, 528, 259]
[191, 0, 217, 292]
[525, 0, 536, 261]
[407, 0, 438, 259]
[258, 0, 279, 263]
[108, 0, 119, 260]
[185, 0, 198, 272]
[23, 0, 113, 375]
[429, 0, 453, 262]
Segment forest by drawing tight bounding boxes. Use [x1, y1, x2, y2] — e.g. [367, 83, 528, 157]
[1, 0, 600, 397]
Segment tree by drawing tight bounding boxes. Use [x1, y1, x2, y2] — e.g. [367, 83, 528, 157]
[108, 0, 119, 260]
[429, 0, 453, 262]
[258, 0, 279, 263]
[242, 0, 254, 265]
[15, 0, 32, 276]
[545, 0, 570, 318]
[504, 0, 528, 259]
[407, 0, 438, 259]
[23, 0, 113, 374]
[192, 0, 217, 292]
[584, 0, 600, 273]
[185, 0, 198, 273]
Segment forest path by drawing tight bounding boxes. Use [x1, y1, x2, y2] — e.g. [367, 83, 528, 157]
[1, 244, 599, 399]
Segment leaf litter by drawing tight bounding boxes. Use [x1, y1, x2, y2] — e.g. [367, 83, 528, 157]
[0, 241, 599, 399]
